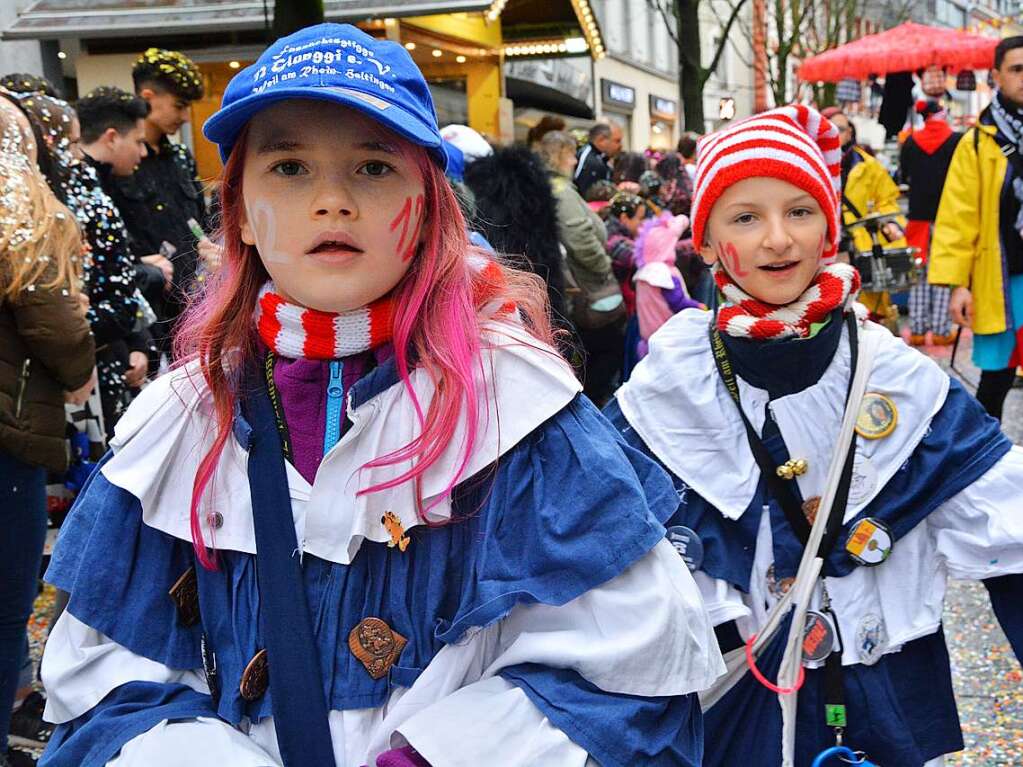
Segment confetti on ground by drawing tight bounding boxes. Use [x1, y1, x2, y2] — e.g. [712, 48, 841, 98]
[931, 327, 1023, 766]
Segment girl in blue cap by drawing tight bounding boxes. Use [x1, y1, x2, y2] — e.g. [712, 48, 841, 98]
[37, 23, 723, 767]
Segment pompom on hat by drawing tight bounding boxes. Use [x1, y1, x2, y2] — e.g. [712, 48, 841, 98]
[690, 105, 842, 262]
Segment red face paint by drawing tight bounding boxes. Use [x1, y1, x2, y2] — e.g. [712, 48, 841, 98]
[390, 194, 425, 261]
[717, 241, 749, 277]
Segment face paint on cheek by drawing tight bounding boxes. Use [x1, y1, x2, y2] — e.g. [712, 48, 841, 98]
[390, 194, 425, 261]
[717, 241, 749, 278]
[246, 199, 293, 265]
[390, 196, 413, 255]
[404, 195, 425, 261]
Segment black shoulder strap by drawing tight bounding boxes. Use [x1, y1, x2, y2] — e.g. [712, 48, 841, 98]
[988, 129, 1023, 179]
[841, 193, 863, 220]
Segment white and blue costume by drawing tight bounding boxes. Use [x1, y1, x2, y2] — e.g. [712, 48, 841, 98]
[39, 322, 723, 767]
[606, 307, 1023, 767]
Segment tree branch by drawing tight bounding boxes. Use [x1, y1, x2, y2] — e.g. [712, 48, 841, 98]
[705, 0, 751, 79]
[646, 0, 681, 47]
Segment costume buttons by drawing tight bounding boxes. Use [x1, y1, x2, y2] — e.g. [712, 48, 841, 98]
[802, 496, 821, 525]
[856, 613, 888, 666]
[381, 511, 410, 552]
[665, 526, 704, 571]
[776, 458, 808, 480]
[206, 511, 224, 529]
[845, 517, 893, 566]
[855, 393, 898, 440]
[349, 617, 407, 680]
[239, 648, 269, 701]
[168, 566, 200, 627]
[802, 610, 837, 663]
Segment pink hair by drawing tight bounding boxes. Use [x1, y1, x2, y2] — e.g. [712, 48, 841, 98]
[174, 123, 557, 569]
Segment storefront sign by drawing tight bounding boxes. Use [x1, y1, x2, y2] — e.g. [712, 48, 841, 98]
[649, 95, 677, 121]
[602, 78, 636, 112]
[506, 58, 592, 106]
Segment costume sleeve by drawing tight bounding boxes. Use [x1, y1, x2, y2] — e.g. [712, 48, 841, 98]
[39, 454, 218, 767]
[396, 398, 723, 766]
[663, 276, 701, 313]
[927, 445, 1023, 580]
[930, 131, 981, 287]
[398, 541, 715, 767]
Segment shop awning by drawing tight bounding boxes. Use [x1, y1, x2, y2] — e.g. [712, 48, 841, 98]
[2, 1, 491, 40]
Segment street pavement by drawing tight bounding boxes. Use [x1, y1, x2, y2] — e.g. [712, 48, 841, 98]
[927, 328, 1023, 767]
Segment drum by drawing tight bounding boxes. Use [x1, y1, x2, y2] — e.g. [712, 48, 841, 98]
[854, 247, 920, 293]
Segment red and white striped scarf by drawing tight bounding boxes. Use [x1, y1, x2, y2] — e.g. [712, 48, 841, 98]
[715, 262, 862, 340]
[255, 283, 396, 359]
[254, 257, 510, 359]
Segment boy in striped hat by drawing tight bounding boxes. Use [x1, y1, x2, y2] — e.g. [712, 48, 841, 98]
[606, 105, 1023, 766]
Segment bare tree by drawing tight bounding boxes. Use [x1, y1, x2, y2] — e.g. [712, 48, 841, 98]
[648, 0, 751, 131]
[727, 0, 917, 108]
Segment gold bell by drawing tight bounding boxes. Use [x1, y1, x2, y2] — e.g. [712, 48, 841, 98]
[776, 458, 809, 480]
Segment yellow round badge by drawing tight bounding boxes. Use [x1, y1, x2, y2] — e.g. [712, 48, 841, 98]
[855, 393, 898, 440]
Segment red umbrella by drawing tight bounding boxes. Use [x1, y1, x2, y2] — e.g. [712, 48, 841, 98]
[798, 22, 999, 83]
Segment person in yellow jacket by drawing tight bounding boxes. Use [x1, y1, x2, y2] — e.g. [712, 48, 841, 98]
[931, 35, 1023, 422]
[828, 111, 907, 330]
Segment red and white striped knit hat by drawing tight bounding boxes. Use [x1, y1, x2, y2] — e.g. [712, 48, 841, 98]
[690, 105, 842, 262]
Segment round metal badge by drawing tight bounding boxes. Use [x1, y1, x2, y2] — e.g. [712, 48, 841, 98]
[665, 525, 704, 571]
[855, 393, 898, 440]
[845, 517, 893, 566]
[855, 613, 888, 666]
[802, 610, 837, 663]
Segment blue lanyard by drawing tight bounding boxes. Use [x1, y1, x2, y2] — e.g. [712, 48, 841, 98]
[242, 370, 337, 767]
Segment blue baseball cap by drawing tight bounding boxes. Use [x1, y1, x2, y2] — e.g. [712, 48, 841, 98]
[203, 23, 445, 169]
[442, 140, 465, 182]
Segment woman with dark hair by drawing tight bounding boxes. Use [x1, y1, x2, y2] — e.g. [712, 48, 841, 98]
[463, 145, 568, 322]
[611, 151, 648, 190]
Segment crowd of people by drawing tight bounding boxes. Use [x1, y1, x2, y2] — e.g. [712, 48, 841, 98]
[1, 21, 1023, 767]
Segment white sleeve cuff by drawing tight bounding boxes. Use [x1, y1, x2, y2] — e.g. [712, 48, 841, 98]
[397, 676, 593, 767]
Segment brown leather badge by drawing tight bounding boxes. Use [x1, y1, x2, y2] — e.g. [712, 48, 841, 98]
[168, 566, 200, 627]
[239, 648, 269, 701]
[802, 496, 821, 526]
[348, 617, 407, 680]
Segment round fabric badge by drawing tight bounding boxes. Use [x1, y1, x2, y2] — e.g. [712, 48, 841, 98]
[855, 392, 898, 440]
[766, 563, 794, 599]
[802, 610, 837, 663]
[855, 613, 888, 666]
[845, 517, 893, 566]
[665, 525, 704, 571]
[847, 454, 878, 507]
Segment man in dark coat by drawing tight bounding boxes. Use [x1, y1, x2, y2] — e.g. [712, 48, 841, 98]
[573, 122, 622, 198]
